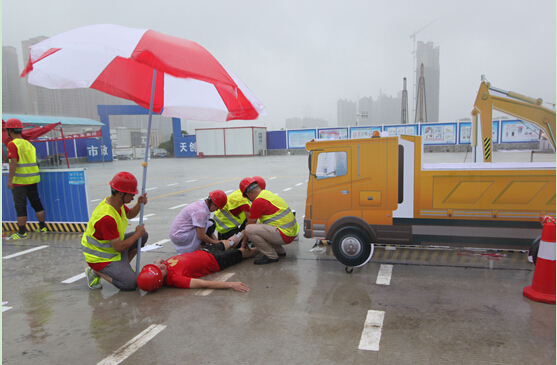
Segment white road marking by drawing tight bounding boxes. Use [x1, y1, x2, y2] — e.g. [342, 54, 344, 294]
[195, 272, 235, 296]
[225, 190, 234, 194]
[91, 199, 101, 202]
[129, 214, 155, 222]
[283, 188, 292, 192]
[295, 183, 304, 186]
[2, 306, 12, 312]
[358, 310, 385, 351]
[169, 204, 188, 210]
[97, 324, 166, 365]
[167, 183, 178, 186]
[3, 245, 48, 259]
[62, 273, 86, 284]
[269, 177, 276, 180]
[376, 264, 393, 285]
[145, 187, 157, 191]
[141, 239, 170, 252]
[186, 180, 197, 182]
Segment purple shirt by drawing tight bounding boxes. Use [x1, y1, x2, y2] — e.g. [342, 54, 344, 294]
[169, 200, 212, 254]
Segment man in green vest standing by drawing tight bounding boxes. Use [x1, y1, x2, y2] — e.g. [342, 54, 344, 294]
[239, 177, 300, 265]
[5, 118, 46, 240]
[82, 171, 148, 290]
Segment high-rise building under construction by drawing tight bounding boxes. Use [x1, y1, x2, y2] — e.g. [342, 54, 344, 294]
[415, 41, 440, 123]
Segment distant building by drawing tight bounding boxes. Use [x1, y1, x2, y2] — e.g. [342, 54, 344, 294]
[415, 41, 440, 123]
[337, 99, 356, 126]
[371, 93, 403, 125]
[358, 97, 373, 125]
[2, 46, 25, 113]
[338, 93, 403, 127]
[286, 117, 328, 129]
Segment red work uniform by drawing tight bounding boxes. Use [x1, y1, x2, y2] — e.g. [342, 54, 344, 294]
[162, 251, 220, 289]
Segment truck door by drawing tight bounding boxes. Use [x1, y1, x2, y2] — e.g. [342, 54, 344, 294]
[310, 148, 352, 220]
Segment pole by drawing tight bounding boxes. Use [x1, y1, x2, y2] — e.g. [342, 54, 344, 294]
[135, 69, 157, 276]
[59, 125, 70, 169]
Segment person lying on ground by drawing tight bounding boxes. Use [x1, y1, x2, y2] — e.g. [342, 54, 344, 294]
[137, 237, 258, 292]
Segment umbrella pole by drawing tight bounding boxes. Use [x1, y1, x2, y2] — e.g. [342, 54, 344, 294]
[135, 69, 157, 276]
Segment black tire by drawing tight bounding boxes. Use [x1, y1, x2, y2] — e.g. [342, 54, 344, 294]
[331, 226, 374, 267]
[529, 235, 541, 265]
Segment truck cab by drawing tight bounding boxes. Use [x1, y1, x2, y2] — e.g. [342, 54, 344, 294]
[304, 136, 402, 267]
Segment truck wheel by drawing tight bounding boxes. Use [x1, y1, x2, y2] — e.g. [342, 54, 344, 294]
[332, 227, 374, 267]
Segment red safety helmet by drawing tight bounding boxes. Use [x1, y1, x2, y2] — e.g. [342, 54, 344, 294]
[5, 118, 23, 129]
[253, 176, 266, 190]
[209, 190, 227, 209]
[239, 177, 257, 197]
[137, 264, 164, 292]
[109, 172, 139, 195]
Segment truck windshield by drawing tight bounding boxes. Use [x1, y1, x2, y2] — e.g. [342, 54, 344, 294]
[315, 151, 347, 179]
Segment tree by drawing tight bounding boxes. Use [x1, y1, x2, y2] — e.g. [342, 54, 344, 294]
[158, 130, 187, 157]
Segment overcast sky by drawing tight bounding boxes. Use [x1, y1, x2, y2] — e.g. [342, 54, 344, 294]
[3, 0, 556, 130]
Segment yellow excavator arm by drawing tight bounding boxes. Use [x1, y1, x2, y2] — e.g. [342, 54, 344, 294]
[472, 79, 556, 162]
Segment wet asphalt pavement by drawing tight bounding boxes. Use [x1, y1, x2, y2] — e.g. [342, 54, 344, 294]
[2, 152, 555, 364]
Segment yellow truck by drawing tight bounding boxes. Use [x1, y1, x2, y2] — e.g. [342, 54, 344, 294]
[304, 80, 556, 269]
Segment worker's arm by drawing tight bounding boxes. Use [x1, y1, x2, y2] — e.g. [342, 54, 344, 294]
[241, 218, 258, 248]
[127, 193, 148, 219]
[196, 226, 221, 245]
[189, 278, 249, 292]
[109, 224, 146, 252]
[7, 158, 17, 189]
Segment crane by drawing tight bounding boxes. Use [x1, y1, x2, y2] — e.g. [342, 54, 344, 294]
[410, 20, 436, 122]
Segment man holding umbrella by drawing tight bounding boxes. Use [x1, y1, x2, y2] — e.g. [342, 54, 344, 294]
[82, 172, 149, 291]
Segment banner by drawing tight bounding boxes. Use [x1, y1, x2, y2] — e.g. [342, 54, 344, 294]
[34, 129, 102, 142]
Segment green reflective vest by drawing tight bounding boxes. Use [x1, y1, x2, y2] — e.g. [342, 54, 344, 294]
[213, 189, 249, 233]
[11, 139, 40, 185]
[81, 198, 127, 263]
[256, 190, 300, 237]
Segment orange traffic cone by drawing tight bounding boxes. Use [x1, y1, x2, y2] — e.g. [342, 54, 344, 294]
[523, 216, 556, 304]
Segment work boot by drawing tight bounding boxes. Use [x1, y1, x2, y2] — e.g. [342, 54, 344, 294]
[36, 227, 48, 234]
[8, 232, 28, 240]
[86, 267, 102, 290]
[254, 256, 279, 265]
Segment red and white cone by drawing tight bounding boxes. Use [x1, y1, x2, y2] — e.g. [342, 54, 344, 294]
[523, 216, 556, 304]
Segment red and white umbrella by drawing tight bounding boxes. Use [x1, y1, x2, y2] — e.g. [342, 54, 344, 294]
[21, 24, 265, 121]
[21, 24, 266, 273]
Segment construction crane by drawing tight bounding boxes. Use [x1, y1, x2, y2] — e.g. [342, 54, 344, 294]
[410, 20, 435, 122]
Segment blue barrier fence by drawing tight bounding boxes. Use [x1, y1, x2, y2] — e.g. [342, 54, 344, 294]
[2, 168, 90, 224]
[269, 119, 541, 149]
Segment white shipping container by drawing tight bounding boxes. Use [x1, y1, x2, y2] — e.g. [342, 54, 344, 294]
[196, 127, 266, 156]
[133, 147, 146, 159]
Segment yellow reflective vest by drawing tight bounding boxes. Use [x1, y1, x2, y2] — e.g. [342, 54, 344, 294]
[10, 139, 40, 185]
[81, 198, 127, 263]
[213, 189, 249, 234]
[256, 190, 300, 238]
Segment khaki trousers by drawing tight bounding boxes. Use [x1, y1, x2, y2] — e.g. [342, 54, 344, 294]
[245, 224, 286, 259]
